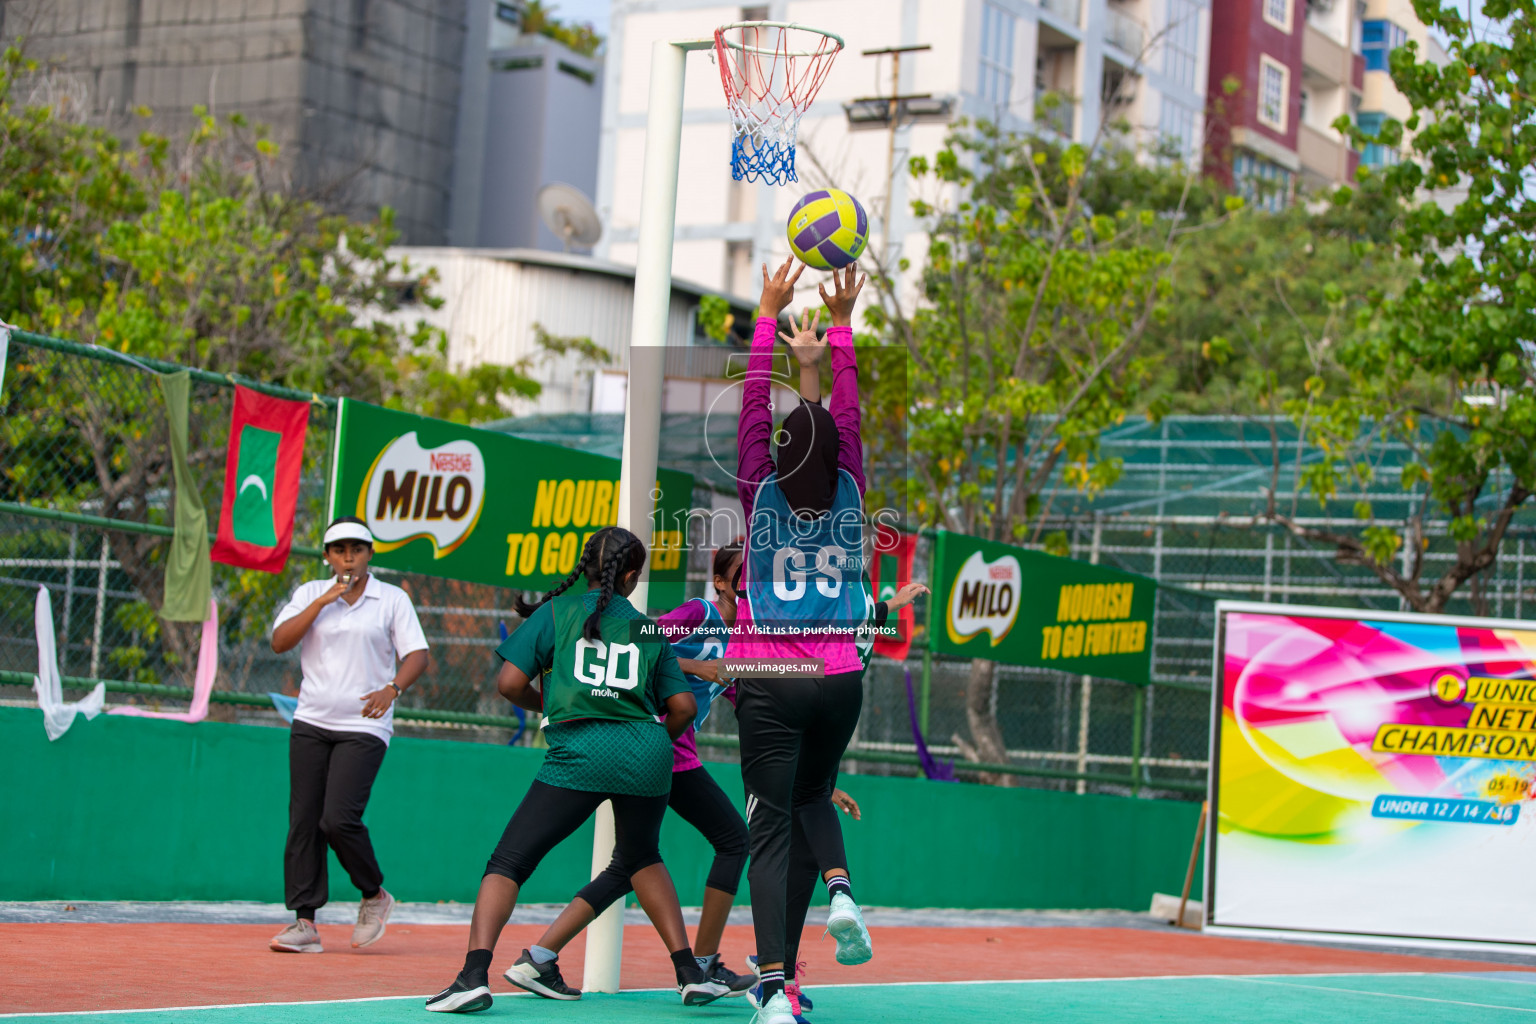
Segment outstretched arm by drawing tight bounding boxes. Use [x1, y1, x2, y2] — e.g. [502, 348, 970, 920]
[821, 263, 868, 495]
[739, 258, 804, 514]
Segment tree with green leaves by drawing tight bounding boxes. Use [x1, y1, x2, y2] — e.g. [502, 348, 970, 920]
[0, 46, 554, 680]
[864, 119, 1237, 779]
[1269, 0, 1536, 613]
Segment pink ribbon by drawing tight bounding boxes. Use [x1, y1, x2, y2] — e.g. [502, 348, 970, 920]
[110, 597, 218, 722]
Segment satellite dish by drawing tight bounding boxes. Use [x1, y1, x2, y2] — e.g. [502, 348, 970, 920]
[537, 183, 602, 252]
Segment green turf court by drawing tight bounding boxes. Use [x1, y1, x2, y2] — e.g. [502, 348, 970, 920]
[8, 974, 1536, 1024]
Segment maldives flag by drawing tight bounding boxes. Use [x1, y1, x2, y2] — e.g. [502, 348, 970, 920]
[210, 386, 309, 573]
[870, 527, 917, 661]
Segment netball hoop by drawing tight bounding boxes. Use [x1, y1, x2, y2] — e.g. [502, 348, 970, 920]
[714, 21, 845, 184]
[596, 20, 841, 999]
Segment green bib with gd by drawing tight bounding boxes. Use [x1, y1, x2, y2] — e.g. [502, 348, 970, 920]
[543, 592, 666, 726]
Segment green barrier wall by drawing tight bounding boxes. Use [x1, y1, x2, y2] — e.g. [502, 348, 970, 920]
[0, 706, 1203, 908]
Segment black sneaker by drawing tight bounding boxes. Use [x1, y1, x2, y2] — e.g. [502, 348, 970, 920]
[504, 949, 581, 1000]
[699, 953, 756, 997]
[679, 978, 732, 1007]
[425, 975, 492, 1013]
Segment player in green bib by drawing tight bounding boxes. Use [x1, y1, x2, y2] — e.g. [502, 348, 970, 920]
[427, 527, 729, 1014]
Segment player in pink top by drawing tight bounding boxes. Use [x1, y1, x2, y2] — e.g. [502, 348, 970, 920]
[731, 259, 873, 1020]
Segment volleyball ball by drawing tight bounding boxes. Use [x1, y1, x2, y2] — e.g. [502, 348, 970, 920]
[786, 189, 868, 270]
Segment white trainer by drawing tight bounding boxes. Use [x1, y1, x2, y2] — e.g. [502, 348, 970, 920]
[269, 918, 322, 953]
[352, 888, 394, 948]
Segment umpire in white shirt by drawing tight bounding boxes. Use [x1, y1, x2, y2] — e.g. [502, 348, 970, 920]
[266, 516, 429, 954]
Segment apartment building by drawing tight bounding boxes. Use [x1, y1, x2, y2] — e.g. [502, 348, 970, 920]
[1, 0, 603, 248]
[1206, 0, 1436, 209]
[595, 0, 1212, 301]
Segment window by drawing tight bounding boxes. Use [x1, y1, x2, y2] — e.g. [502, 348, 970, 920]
[1163, 0, 1200, 92]
[1159, 100, 1197, 162]
[1361, 20, 1408, 71]
[1352, 1, 1366, 53]
[1298, 87, 1310, 125]
[1355, 110, 1401, 166]
[1262, 0, 1292, 33]
[352, 0, 369, 49]
[1258, 56, 1288, 131]
[1234, 152, 1293, 212]
[979, 3, 1016, 109]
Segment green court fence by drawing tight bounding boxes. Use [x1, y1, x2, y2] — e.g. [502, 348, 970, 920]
[6, 332, 1536, 799]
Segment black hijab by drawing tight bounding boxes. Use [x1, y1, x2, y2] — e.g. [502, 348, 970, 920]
[775, 400, 840, 518]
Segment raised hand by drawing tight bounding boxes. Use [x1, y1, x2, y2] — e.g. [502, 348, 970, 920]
[757, 257, 805, 322]
[818, 261, 867, 327]
[887, 582, 931, 612]
[779, 309, 826, 369]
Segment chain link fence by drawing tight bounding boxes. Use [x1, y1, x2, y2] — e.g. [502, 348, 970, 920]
[9, 338, 1536, 797]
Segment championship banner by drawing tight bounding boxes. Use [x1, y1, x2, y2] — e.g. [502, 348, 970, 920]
[328, 399, 691, 611]
[1208, 602, 1536, 950]
[211, 386, 310, 573]
[870, 527, 915, 660]
[927, 530, 1155, 685]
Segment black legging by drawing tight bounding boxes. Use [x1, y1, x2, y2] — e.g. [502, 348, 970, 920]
[575, 765, 749, 913]
[484, 780, 669, 885]
[737, 672, 863, 966]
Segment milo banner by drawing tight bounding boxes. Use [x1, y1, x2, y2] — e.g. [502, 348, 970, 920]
[328, 399, 691, 611]
[927, 530, 1156, 685]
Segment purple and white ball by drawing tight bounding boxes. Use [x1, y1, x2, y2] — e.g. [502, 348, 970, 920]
[786, 189, 869, 270]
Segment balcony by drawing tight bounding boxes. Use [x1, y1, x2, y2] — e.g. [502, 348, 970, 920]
[1034, 89, 1075, 138]
[1297, 122, 1350, 186]
[1106, 7, 1145, 58]
[1039, 0, 1082, 28]
[1302, 23, 1353, 87]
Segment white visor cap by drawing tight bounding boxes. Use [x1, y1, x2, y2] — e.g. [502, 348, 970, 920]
[323, 521, 375, 547]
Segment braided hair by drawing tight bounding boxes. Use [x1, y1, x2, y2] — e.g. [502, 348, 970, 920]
[512, 527, 648, 642]
[583, 527, 646, 641]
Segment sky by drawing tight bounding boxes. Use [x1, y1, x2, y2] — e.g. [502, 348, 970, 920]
[547, 0, 611, 37]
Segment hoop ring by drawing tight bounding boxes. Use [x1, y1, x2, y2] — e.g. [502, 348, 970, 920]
[714, 21, 846, 58]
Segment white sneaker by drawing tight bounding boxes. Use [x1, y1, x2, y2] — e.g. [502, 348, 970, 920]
[352, 888, 394, 948]
[751, 991, 796, 1024]
[827, 891, 873, 965]
[269, 918, 322, 953]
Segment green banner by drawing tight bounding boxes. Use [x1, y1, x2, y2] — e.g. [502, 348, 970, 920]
[328, 400, 691, 612]
[928, 530, 1156, 685]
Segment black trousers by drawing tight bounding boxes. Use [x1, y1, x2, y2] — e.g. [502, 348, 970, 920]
[784, 772, 851, 970]
[485, 780, 670, 886]
[576, 765, 749, 914]
[284, 718, 388, 913]
[737, 672, 863, 966]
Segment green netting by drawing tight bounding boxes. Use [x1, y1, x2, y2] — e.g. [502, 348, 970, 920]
[9, 332, 1536, 798]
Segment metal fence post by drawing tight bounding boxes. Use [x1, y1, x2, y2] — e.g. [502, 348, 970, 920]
[1075, 516, 1104, 795]
[89, 535, 108, 679]
[61, 523, 78, 675]
[919, 643, 932, 735]
[1131, 685, 1145, 797]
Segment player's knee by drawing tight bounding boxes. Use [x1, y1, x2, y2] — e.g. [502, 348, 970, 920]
[483, 849, 535, 885]
[316, 809, 361, 839]
[716, 815, 750, 858]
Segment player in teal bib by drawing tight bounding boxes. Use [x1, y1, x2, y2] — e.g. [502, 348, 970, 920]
[427, 528, 729, 1014]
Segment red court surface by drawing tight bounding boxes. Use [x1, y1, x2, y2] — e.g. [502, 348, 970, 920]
[0, 921, 1507, 1014]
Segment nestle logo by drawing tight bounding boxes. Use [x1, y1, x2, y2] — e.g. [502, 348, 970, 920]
[988, 566, 1014, 580]
[430, 452, 474, 473]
